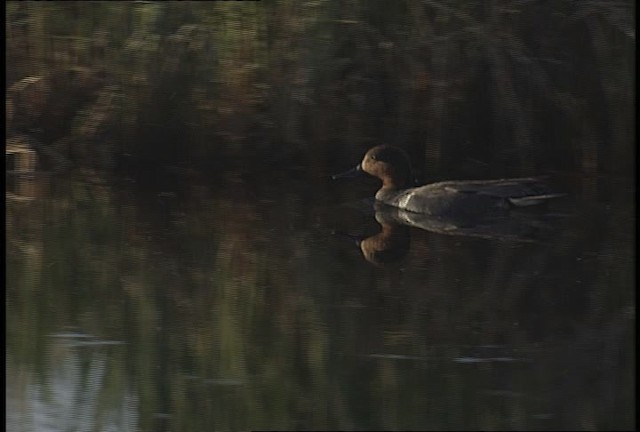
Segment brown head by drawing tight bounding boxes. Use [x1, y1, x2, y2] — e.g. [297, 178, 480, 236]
[359, 145, 414, 190]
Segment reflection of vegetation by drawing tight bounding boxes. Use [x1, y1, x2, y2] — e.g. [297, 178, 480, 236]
[6, 175, 634, 429]
[7, 345, 138, 432]
[5, 1, 634, 178]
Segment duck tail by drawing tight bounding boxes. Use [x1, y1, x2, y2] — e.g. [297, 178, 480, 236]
[508, 193, 567, 207]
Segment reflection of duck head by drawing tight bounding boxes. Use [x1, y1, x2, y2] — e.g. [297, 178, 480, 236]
[358, 222, 410, 266]
[335, 215, 410, 266]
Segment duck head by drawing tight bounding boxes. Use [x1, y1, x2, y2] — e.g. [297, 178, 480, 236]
[332, 145, 415, 190]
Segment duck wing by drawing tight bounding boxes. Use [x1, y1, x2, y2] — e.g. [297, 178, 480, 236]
[437, 177, 565, 207]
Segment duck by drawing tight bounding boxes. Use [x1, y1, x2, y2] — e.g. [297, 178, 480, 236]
[332, 145, 564, 216]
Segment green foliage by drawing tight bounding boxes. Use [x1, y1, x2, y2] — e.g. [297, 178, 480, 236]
[5, 1, 635, 177]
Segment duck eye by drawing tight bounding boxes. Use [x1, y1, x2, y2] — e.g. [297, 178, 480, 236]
[370, 155, 377, 161]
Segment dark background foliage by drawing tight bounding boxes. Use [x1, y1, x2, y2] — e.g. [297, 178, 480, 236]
[6, 1, 634, 180]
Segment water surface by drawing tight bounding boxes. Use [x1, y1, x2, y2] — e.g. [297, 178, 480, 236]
[6, 172, 635, 431]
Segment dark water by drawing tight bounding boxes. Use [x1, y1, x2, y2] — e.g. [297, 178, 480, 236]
[6, 170, 635, 431]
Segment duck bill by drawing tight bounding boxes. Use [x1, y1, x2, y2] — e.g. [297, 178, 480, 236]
[331, 164, 362, 180]
[331, 230, 364, 246]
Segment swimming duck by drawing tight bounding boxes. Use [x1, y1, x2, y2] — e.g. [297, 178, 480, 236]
[333, 145, 564, 216]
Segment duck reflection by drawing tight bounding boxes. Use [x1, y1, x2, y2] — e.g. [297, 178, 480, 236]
[338, 202, 561, 266]
[335, 214, 410, 266]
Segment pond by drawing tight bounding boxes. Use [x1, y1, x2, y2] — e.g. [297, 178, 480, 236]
[6, 168, 634, 431]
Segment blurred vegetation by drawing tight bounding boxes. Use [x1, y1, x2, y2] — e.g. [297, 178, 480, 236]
[5, 0, 635, 179]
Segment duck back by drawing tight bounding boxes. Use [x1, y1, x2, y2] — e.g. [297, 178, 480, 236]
[379, 177, 564, 216]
